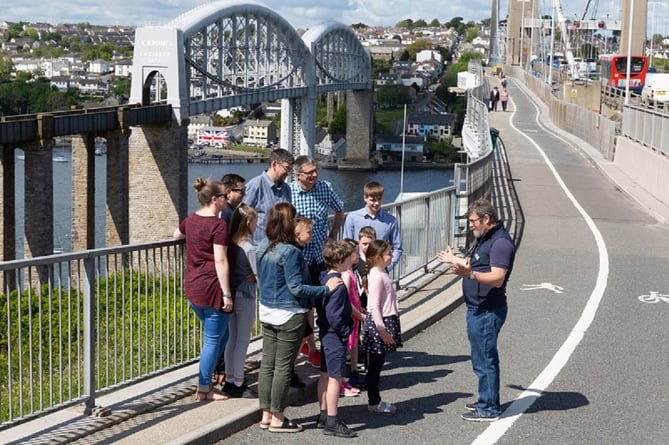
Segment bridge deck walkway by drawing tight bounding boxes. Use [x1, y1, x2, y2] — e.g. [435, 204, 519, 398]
[5, 76, 669, 445]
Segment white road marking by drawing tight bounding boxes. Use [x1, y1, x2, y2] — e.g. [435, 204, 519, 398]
[471, 85, 610, 445]
[520, 283, 564, 293]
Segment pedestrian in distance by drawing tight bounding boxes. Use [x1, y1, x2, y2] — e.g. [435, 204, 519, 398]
[243, 148, 294, 244]
[436, 198, 515, 422]
[256, 203, 341, 433]
[489, 86, 500, 112]
[340, 239, 366, 393]
[361, 240, 402, 415]
[343, 182, 402, 271]
[221, 203, 258, 398]
[315, 240, 358, 438]
[500, 88, 510, 112]
[173, 178, 233, 401]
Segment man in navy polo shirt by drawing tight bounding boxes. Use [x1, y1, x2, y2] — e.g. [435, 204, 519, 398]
[437, 198, 515, 422]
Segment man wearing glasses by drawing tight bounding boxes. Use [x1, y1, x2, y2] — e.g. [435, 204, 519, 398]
[220, 173, 246, 223]
[436, 198, 515, 423]
[290, 155, 345, 368]
[243, 148, 295, 244]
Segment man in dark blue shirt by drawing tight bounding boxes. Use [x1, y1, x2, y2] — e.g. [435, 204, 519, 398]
[437, 198, 515, 422]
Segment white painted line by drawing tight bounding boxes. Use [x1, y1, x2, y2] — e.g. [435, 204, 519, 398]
[471, 87, 610, 445]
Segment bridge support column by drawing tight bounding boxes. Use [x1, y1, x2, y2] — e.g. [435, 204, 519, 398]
[24, 142, 54, 258]
[71, 135, 96, 251]
[106, 131, 130, 246]
[1, 146, 17, 263]
[339, 89, 376, 170]
[280, 97, 315, 157]
[128, 121, 188, 243]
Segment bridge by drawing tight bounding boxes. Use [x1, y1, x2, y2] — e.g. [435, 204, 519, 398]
[1, 1, 375, 264]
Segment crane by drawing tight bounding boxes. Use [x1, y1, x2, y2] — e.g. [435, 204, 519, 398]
[555, 0, 575, 69]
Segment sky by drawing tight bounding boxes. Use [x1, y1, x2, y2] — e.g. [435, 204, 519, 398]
[3, 0, 665, 33]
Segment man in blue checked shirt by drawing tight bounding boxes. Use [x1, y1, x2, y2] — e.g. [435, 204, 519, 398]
[290, 156, 345, 277]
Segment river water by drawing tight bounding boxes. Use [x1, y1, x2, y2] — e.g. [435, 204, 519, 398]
[12, 151, 453, 252]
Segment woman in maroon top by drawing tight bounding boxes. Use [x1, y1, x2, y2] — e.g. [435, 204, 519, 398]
[174, 178, 233, 401]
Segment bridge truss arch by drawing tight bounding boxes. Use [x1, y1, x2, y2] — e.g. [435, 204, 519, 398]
[130, 1, 372, 157]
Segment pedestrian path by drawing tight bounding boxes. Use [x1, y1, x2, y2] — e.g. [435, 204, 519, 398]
[4, 261, 464, 445]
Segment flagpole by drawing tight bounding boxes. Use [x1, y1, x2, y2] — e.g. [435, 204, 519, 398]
[400, 104, 407, 199]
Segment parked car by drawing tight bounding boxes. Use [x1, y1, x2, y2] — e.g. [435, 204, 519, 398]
[641, 73, 669, 106]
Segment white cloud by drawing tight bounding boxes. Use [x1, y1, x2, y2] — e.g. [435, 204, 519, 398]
[2, 0, 663, 35]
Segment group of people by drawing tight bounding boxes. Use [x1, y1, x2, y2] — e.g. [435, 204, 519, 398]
[175, 146, 516, 434]
[489, 85, 510, 112]
[175, 149, 405, 437]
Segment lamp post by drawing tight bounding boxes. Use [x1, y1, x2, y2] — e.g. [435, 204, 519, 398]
[624, 0, 634, 105]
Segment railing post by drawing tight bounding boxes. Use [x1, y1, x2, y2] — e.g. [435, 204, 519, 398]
[423, 195, 431, 273]
[83, 256, 96, 415]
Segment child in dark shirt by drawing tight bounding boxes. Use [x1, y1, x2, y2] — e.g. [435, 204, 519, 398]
[315, 240, 357, 438]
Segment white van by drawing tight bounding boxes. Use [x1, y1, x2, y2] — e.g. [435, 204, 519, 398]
[641, 73, 669, 105]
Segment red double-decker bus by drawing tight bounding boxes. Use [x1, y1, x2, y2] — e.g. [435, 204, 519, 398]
[599, 54, 649, 94]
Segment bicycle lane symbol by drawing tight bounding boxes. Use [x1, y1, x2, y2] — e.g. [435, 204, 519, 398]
[638, 291, 669, 303]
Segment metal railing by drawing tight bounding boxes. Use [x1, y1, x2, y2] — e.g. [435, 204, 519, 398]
[0, 181, 473, 428]
[622, 104, 669, 156]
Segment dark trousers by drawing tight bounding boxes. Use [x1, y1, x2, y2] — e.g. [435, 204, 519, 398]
[366, 352, 386, 406]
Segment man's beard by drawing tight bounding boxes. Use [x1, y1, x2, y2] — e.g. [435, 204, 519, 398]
[472, 229, 482, 239]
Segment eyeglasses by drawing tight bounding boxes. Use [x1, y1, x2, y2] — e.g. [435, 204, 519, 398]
[215, 193, 228, 199]
[468, 217, 482, 224]
[231, 188, 246, 195]
[277, 163, 293, 174]
[299, 168, 318, 176]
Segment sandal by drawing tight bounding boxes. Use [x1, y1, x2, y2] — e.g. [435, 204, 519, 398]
[368, 401, 396, 415]
[268, 418, 303, 433]
[259, 421, 271, 430]
[194, 388, 228, 401]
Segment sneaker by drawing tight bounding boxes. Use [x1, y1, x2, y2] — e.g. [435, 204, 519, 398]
[339, 382, 360, 397]
[461, 411, 499, 422]
[307, 350, 321, 368]
[464, 402, 478, 412]
[300, 343, 309, 356]
[228, 383, 257, 399]
[289, 371, 305, 388]
[315, 412, 327, 429]
[221, 381, 235, 395]
[323, 419, 357, 438]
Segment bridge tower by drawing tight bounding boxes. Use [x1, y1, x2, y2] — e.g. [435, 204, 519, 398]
[620, 0, 647, 56]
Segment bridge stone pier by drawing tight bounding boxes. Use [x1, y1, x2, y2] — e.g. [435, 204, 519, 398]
[339, 90, 375, 170]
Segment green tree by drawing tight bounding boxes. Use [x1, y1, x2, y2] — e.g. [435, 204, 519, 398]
[329, 104, 346, 134]
[7, 22, 24, 39]
[375, 84, 412, 108]
[403, 39, 433, 61]
[465, 27, 479, 43]
[0, 55, 14, 82]
[396, 19, 414, 29]
[372, 58, 393, 79]
[430, 18, 441, 28]
[413, 19, 428, 28]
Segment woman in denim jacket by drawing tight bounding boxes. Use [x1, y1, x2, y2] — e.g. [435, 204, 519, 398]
[257, 203, 341, 433]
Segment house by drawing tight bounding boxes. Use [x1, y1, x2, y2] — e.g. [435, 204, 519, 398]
[114, 60, 133, 77]
[376, 73, 399, 86]
[406, 111, 455, 141]
[374, 135, 425, 163]
[89, 59, 111, 74]
[242, 119, 277, 147]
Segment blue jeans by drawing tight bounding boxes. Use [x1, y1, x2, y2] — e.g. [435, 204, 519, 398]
[189, 302, 231, 389]
[466, 306, 507, 417]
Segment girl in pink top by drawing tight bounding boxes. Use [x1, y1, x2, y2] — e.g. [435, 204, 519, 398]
[361, 240, 402, 414]
[341, 239, 365, 395]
